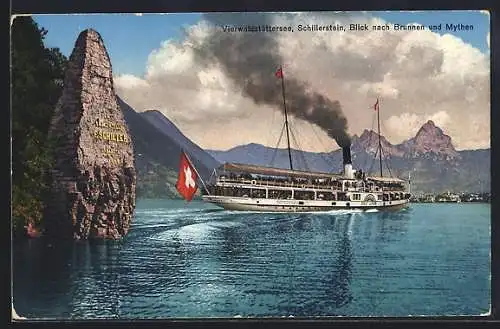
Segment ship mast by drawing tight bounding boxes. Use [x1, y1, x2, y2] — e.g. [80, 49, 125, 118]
[279, 65, 294, 170]
[376, 97, 383, 177]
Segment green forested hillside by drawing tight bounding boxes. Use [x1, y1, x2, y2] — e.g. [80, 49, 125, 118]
[11, 17, 67, 234]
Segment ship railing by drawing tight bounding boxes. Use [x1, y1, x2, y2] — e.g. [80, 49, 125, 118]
[218, 177, 406, 193]
[218, 177, 338, 190]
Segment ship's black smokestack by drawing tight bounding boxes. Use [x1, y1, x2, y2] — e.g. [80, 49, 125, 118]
[342, 146, 352, 165]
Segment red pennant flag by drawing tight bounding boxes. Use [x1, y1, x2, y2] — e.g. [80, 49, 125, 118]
[373, 98, 379, 111]
[275, 67, 283, 79]
[176, 151, 198, 202]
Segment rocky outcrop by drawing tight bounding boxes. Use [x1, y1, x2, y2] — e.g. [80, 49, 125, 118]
[45, 29, 136, 240]
[350, 121, 460, 161]
[351, 129, 405, 158]
[400, 120, 460, 160]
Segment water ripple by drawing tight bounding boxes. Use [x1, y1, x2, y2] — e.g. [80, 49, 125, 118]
[12, 201, 490, 318]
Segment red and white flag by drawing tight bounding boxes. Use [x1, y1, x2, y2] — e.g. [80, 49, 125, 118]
[275, 66, 283, 79]
[373, 98, 379, 111]
[176, 151, 198, 202]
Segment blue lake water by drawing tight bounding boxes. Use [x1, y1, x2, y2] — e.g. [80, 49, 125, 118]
[12, 200, 490, 319]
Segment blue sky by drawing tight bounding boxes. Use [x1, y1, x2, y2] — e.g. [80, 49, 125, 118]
[33, 13, 202, 76]
[32, 11, 489, 77]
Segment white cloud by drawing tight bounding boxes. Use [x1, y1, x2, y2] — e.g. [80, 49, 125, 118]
[114, 74, 148, 88]
[385, 110, 451, 140]
[115, 12, 490, 151]
[385, 110, 490, 150]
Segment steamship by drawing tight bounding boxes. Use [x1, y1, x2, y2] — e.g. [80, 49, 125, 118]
[198, 68, 411, 212]
[201, 145, 410, 212]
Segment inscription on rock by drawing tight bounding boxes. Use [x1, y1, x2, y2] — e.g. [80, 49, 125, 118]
[92, 118, 130, 166]
[45, 29, 137, 240]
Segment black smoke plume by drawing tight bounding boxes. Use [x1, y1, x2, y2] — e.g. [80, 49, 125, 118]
[191, 13, 351, 148]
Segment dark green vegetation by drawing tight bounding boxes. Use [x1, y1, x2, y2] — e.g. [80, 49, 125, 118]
[9, 19, 182, 237]
[11, 17, 489, 237]
[11, 17, 67, 235]
[10, 18, 211, 236]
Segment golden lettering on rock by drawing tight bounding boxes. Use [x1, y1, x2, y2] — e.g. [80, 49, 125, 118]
[90, 116, 130, 165]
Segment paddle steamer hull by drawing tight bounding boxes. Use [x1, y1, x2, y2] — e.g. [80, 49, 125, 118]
[202, 195, 409, 212]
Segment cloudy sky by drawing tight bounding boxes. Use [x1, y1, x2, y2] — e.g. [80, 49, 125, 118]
[33, 11, 490, 152]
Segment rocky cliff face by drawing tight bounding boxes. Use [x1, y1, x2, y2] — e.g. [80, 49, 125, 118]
[351, 129, 405, 158]
[399, 120, 460, 160]
[206, 119, 489, 193]
[45, 29, 136, 240]
[351, 120, 460, 162]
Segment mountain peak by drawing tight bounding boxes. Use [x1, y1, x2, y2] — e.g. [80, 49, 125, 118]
[415, 120, 446, 139]
[404, 120, 459, 160]
[359, 129, 375, 140]
[352, 128, 405, 158]
[416, 120, 444, 137]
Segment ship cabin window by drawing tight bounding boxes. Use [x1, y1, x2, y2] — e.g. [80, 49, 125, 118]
[214, 186, 224, 195]
[233, 187, 251, 197]
[221, 187, 234, 196]
[344, 181, 357, 191]
[316, 192, 335, 201]
[377, 194, 383, 201]
[383, 193, 389, 201]
[251, 188, 266, 199]
[330, 180, 341, 189]
[351, 193, 361, 201]
[219, 187, 253, 197]
[293, 190, 315, 200]
[222, 172, 254, 182]
[312, 178, 329, 187]
[382, 182, 404, 191]
[337, 192, 348, 201]
[266, 176, 291, 186]
[268, 189, 292, 200]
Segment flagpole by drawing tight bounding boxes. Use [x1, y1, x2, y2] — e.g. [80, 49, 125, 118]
[279, 65, 294, 171]
[182, 150, 211, 195]
[408, 171, 411, 195]
[376, 98, 383, 177]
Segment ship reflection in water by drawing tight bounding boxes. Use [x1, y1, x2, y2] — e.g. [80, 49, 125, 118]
[12, 200, 490, 318]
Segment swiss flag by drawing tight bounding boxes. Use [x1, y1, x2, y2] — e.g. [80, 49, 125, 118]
[373, 98, 379, 111]
[176, 151, 198, 202]
[275, 66, 283, 79]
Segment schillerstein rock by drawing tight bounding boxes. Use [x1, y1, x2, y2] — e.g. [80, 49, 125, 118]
[45, 29, 136, 240]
